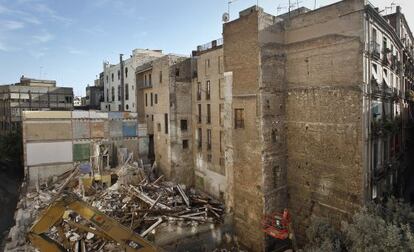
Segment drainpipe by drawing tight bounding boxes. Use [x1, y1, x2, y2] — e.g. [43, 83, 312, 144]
[365, 11, 372, 203]
[120, 54, 125, 111]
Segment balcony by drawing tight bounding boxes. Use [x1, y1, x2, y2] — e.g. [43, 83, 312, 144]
[371, 116, 401, 138]
[382, 51, 392, 66]
[383, 81, 392, 97]
[370, 78, 381, 95]
[406, 90, 414, 102]
[370, 41, 380, 60]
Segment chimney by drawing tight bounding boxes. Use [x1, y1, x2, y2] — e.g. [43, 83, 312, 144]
[120, 54, 125, 112]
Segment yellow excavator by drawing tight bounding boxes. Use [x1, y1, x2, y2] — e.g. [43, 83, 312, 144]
[28, 192, 158, 252]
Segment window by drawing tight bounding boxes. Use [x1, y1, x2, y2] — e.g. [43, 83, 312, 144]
[220, 131, 224, 154]
[157, 123, 161, 132]
[151, 115, 154, 121]
[207, 129, 211, 150]
[197, 128, 202, 149]
[205, 59, 210, 74]
[235, 108, 245, 129]
[118, 70, 120, 80]
[383, 37, 387, 52]
[175, 68, 180, 77]
[125, 67, 128, 78]
[207, 153, 212, 162]
[111, 73, 114, 82]
[106, 75, 108, 83]
[117, 86, 121, 101]
[144, 75, 147, 86]
[145, 93, 148, 107]
[150, 93, 153, 106]
[111, 87, 115, 101]
[180, 119, 188, 131]
[207, 104, 211, 124]
[118, 104, 121, 111]
[182, 140, 189, 149]
[126, 104, 129, 110]
[155, 94, 158, 104]
[197, 82, 201, 100]
[149, 74, 152, 86]
[218, 56, 223, 74]
[106, 88, 109, 102]
[219, 78, 224, 99]
[159, 71, 162, 83]
[198, 104, 202, 123]
[164, 113, 168, 134]
[206, 81, 211, 100]
[219, 104, 224, 126]
[125, 83, 129, 101]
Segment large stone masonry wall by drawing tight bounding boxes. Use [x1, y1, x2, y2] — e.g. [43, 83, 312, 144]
[285, 35, 365, 240]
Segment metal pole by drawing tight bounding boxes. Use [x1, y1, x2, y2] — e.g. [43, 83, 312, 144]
[314, 0, 317, 9]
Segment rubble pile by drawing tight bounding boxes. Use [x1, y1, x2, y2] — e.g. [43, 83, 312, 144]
[3, 162, 226, 252]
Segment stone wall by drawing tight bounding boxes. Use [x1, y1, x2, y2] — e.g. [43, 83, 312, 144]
[223, 7, 265, 251]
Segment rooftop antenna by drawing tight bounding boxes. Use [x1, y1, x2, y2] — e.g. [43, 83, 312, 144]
[314, 0, 317, 10]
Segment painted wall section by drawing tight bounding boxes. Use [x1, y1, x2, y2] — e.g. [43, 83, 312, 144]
[26, 141, 73, 166]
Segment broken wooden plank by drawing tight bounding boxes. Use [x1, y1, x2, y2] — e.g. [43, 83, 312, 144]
[176, 184, 190, 207]
[128, 185, 171, 210]
[140, 218, 163, 237]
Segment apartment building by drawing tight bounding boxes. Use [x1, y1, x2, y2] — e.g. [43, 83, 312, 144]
[191, 40, 227, 201]
[0, 76, 73, 134]
[221, 0, 413, 249]
[136, 55, 194, 185]
[101, 49, 163, 112]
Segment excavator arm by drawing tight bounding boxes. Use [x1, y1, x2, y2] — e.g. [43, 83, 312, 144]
[28, 192, 158, 252]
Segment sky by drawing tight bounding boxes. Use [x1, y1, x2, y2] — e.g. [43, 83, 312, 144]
[0, 0, 413, 96]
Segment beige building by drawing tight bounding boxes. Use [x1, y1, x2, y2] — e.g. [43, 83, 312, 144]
[136, 55, 194, 185]
[191, 40, 227, 201]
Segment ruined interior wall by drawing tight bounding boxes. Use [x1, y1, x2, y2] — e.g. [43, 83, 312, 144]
[258, 13, 289, 218]
[151, 57, 173, 178]
[223, 9, 265, 251]
[285, 35, 364, 240]
[169, 59, 194, 186]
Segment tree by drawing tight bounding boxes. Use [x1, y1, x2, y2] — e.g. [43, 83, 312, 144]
[305, 198, 414, 251]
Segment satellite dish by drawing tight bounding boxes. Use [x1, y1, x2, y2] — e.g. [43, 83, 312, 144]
[222, 12, 230, 22]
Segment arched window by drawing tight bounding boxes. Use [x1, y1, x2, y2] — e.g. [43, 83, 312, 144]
[125, 83, 129, 100]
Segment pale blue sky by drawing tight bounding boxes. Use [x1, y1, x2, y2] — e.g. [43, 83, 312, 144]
[0, 0, 412, 95]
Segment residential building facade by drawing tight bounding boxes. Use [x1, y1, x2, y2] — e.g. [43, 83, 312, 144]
[191, 40, 227, 201]
[0, 76, 73, 134]
[136, 55, 194, 185]
[101, 49, 163, 112]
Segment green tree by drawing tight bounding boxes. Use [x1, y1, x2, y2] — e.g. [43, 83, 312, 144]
[305, 198, 414, 252]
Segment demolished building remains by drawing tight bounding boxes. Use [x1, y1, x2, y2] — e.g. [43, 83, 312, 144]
[4, 0, 414, 251]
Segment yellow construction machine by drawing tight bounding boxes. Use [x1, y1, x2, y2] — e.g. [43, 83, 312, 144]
[28, 192, 158, 252]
